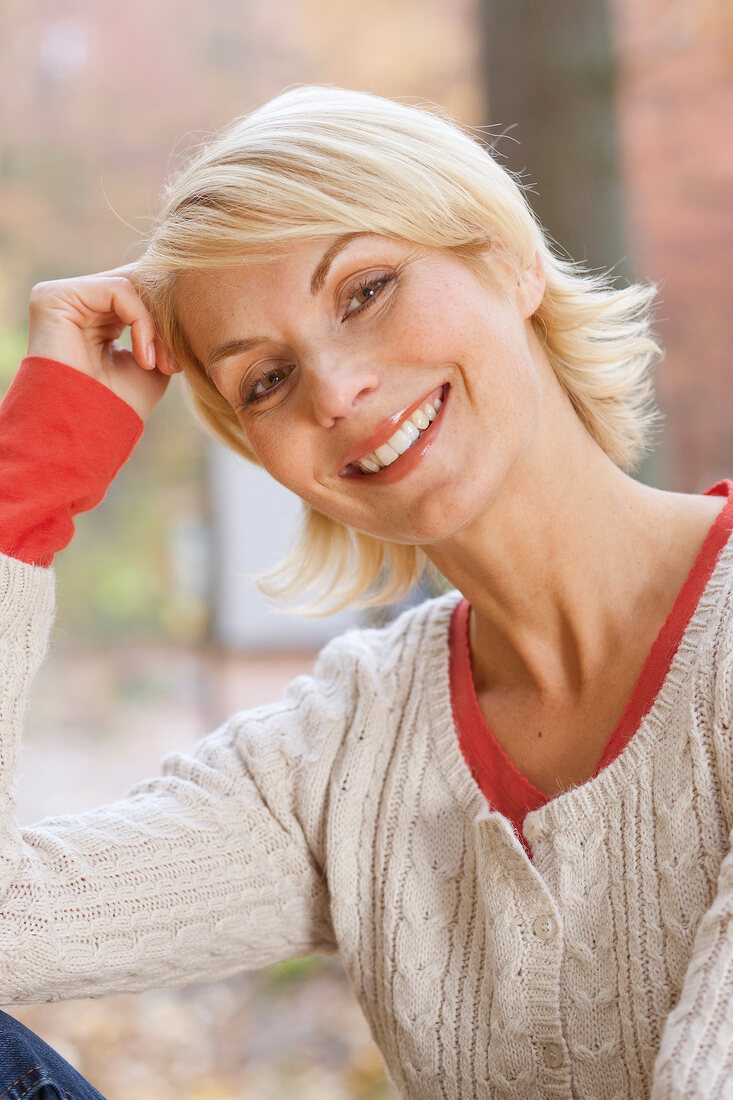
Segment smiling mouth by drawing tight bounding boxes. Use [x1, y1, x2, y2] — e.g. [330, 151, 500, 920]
[339, 384, 449, 479]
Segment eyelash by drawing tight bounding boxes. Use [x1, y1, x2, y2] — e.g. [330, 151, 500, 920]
[239, 271, 395, 408]
[342, 271, 395, 323]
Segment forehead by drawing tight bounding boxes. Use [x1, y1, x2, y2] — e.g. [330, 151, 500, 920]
[172, 240, 325, 360]
[178, 232, 393, 299]
[175, 238, 325, 306]
[173, 233, 411, 359]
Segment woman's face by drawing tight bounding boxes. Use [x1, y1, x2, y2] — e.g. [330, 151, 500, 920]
[177, 233, 548, 546]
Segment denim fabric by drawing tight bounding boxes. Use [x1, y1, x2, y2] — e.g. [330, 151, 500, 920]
[0, 1012, 106, 1099]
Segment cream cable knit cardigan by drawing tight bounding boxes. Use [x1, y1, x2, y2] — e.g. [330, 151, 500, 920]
[1, 546, 733, 1100]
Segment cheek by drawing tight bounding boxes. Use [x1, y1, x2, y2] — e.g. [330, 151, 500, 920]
[466, 308, 539, 403]
[386, 292, 459, 359]
[244, 420, 315, 496]
[391, 277, 510, 375]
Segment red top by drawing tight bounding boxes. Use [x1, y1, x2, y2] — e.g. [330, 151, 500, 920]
[0, 357, 143, 566]
[2, 357, 732, 856]
[449, 480, 733, 855]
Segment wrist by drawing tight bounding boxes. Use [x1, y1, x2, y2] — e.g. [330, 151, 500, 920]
[27, 323, 93, 378]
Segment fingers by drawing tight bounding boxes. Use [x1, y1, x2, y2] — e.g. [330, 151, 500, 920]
[94, 278, 157, 371]
[85, 276, 182, 375]
[129, 316, 156, 371]
[29, 269, 184, 377]
[100, 269, 183, 375]
[95, 262, 140, 280]
[153, 341, 183, 376]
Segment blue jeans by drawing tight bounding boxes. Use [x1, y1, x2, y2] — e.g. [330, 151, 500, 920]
[0, 1011, 106, 1099]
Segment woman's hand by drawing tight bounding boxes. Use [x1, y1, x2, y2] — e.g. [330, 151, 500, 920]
[26, 265, 181, 422]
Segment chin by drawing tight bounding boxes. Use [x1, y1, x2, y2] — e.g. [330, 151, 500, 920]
[360, 493, 486, 546]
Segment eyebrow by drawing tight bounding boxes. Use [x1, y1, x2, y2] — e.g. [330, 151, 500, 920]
[206, 336, 269, 380]
[309, 232, 366, 296]
[206, 232, 369, 378]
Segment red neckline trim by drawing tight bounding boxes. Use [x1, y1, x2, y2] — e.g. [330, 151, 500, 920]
[449, 480, 733, 810]
[598, 479, 733, 770]
[450, 596, 545, 814]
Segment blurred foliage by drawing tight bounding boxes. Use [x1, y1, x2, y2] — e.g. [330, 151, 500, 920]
[57, 377, 211, 645]
[264, 955, 328, 987]
[0, 326, 27, 385]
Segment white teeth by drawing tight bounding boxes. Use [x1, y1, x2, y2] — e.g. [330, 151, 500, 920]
[400, 420, 420, 443]
[355, 391, 445, 473]
[410, 408, 430, 431]
[387, 427, 416, 455]
[374, 442, 400, 466]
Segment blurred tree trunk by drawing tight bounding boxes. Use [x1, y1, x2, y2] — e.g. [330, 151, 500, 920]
[481, 0, 628, 279]
[482, 0, 664, 484]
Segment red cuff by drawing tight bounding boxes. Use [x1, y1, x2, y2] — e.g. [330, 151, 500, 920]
[0, 357, 144, 565]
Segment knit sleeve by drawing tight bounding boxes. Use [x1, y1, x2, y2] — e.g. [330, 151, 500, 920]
[0, 551, 341, 1006]
[650, 642, 733, 1097]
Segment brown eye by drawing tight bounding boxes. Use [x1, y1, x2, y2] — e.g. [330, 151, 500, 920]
[244, 362, 294, 406]
[355, 283, 380, 304]
[263, 368, 285, 390]
[343, 273, 394, 319]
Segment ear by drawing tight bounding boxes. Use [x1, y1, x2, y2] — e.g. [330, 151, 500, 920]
[517, 250, 546, 319]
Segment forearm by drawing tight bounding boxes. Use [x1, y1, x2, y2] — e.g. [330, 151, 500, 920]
[0, 357, 143, 565]
[0, 550, 335, 1005]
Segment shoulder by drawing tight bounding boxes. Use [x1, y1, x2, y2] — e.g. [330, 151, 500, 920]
[312, 587, 463, 702]
[206, 588, 462, 766]
[712, 540, 733, 692]
[700, 533, 733, 813]
[709, 533, 733, 656]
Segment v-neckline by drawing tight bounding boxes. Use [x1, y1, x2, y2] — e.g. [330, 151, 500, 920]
[448, 480, 733, 822]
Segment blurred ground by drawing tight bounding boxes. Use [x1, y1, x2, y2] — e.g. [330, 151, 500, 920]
[9, 643, 397, 1100]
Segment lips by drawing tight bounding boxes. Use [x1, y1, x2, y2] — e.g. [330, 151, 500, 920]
[338, 384, 447, 475]
[338, 384, 449, 483]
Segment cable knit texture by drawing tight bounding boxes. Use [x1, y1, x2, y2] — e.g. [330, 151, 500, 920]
[1, 545, 732, 1099]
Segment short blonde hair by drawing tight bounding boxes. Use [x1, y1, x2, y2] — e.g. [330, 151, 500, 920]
[136, 85, 662, 615]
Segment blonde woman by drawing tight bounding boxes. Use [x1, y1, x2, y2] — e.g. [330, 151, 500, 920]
[0, 87, 731, 1099]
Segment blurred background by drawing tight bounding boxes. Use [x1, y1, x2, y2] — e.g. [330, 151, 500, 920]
[1, 0, 731, 1096]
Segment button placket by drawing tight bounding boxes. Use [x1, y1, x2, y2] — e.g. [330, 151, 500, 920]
[542, 1041, 564, 1069]
[529, 910, 565, 1077]
[475, 815, 569, 1085]
[532, 913, 558, 942]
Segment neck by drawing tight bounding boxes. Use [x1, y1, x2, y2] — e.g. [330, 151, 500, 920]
[424, 429, 711, 700]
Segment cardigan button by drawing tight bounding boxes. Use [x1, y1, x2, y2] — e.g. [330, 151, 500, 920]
[532, 914, 557, 941]
[542, 1042, 564, 1069]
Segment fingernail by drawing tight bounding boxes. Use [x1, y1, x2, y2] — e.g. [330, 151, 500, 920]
[147, 342, 156, 369]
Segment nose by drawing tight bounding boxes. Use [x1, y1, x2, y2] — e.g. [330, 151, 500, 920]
[307, 354, 381, 428]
